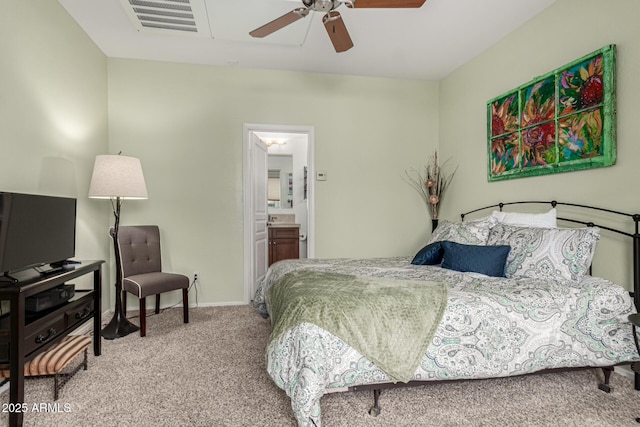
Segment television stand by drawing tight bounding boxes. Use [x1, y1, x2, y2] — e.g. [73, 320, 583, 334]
[0, 260, 103, 427]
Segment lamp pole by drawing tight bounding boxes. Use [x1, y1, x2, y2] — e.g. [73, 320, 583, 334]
[89, 154, 148, 339]
[101, 197, 140, 339]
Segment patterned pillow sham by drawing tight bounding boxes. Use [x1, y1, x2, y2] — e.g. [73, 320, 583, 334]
[428, 216, 498, 246]
[486, 223, 600, 284]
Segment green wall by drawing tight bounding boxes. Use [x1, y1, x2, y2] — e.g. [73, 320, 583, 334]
[439, 0, 640, 288]
[0, 1, 111, 306]
[107, 59, 440, 304]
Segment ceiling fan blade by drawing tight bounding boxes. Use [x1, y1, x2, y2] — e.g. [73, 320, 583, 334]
[249, 8, 309, 38]
[322, 11, 353, 53]
[347, 0, 426, 8]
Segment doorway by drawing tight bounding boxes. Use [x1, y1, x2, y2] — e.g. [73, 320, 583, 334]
[243, 123, 315, 302]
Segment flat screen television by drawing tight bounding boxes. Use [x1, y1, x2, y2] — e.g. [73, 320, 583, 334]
[0, 192, 77, 281]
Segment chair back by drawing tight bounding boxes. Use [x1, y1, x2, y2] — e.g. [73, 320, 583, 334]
[112, 225, 162, 278]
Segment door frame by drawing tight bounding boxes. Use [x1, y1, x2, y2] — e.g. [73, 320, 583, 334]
[242, 123, 315, 303]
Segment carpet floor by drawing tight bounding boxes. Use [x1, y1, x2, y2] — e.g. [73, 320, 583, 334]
[2, 304, 640, 426]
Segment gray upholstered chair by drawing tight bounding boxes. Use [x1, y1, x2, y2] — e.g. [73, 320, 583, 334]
[112, 225, 189, 337]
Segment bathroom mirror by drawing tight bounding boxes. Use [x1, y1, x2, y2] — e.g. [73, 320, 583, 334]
[268, 155, 293, 209]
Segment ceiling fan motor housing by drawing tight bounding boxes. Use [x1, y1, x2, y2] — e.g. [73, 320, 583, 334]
[303, 0, 339, 12]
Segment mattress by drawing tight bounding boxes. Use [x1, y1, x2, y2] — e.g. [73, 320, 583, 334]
[254, 257, 638, 426]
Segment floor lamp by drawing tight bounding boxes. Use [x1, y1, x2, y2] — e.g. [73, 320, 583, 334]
[89, 154, 148, 340]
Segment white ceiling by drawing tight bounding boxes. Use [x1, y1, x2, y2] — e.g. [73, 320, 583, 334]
[57, 0, 558, 81]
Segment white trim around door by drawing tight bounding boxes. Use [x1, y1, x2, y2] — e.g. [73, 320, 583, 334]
[242, 123, 315, 303]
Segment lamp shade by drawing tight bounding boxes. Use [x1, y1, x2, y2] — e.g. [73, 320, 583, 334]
[88, 155, 148, 199]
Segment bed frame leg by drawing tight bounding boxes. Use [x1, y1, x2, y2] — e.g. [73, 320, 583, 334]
[368, 389, 381, 417]
[598, 366, 613, 393]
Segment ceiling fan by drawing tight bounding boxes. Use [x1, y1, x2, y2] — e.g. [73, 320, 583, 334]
[249, 0, 427, 53]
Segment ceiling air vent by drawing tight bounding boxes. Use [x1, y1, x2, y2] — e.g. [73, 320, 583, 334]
[119, 0, 212, 37]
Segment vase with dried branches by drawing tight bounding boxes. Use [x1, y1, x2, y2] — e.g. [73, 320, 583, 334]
[404, 150, 457, 231]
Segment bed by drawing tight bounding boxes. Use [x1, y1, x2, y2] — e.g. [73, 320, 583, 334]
[253, 201, 640, 427]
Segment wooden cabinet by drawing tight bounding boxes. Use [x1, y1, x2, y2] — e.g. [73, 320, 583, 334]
[269, 226, 300, 266]
[0, 260, 103, 427]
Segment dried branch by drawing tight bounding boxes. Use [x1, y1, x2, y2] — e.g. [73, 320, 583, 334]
[403, 150, 457, 219]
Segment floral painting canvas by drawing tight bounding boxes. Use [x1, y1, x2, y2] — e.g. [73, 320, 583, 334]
[487, 45, 616, 181]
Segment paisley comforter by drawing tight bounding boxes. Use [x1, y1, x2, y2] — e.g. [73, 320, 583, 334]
[253, 257, 639, 427]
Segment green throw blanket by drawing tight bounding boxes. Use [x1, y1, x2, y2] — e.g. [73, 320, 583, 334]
[267, 270, 448, 383]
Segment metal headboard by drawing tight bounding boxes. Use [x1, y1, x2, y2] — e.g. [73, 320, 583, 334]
[460, 200, 640, 312]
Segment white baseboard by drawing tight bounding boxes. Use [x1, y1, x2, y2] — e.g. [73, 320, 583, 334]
[616, 364, 635, 380]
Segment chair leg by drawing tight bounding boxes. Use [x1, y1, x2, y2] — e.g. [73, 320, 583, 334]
[139, 297, 147, 337]
[155, 294, 160, 314]
[183, 288, 189, 324]
[122, 291, 127, 317]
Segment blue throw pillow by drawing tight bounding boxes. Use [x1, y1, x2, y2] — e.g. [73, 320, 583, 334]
[411, 242, 444, 265]
[440, 241, 511, 277]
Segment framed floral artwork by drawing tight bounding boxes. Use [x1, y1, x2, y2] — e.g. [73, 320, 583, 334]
[487, 45, 616, 181]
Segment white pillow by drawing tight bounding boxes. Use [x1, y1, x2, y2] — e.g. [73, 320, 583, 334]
[491, 208, 557, 228]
